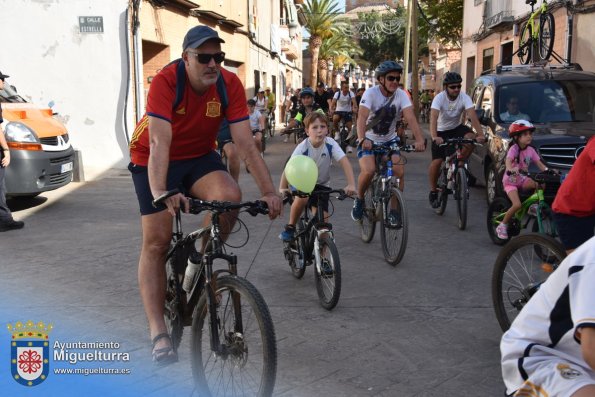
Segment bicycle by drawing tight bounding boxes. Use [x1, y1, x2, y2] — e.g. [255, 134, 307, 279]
[492, 232, 566, 331]
[281, 187, 349, 310]
[359, 140, 422, 266]
[517, 0, 555, 64]
[487, 169, 560, 245]
[266, 109, 275, 137]
[254, 128, 266, 155]
[336, 117, 351, 153]
[420, 104, 430, 124]
[153, 190, 277, 396]
[434, 138, 477, 230]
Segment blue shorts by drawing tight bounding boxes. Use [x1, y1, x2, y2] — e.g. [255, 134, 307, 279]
[129, 151, 227, 215]
[552, 211, 595, 250]
[357, 137, 401, 159]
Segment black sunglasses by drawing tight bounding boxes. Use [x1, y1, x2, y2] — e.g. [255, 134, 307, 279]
[385, 75, 400, 82]
[188, 51, 226, 64]
[448, 84, 462, 89]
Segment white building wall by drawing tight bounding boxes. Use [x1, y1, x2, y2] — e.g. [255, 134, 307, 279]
[0, 0, 133, 179]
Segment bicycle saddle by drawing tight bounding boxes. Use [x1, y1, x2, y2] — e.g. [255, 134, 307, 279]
[525, 0, 536, 5]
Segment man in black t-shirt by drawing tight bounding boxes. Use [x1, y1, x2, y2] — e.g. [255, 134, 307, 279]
[314, 82, 331, 114]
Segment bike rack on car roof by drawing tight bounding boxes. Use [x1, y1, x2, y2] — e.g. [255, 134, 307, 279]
[480, 63, 583, 76]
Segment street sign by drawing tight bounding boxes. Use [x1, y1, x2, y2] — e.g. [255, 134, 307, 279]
[79, 16, 104, 33]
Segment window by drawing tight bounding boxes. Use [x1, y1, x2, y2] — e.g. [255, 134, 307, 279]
[482, 48, 494, 72]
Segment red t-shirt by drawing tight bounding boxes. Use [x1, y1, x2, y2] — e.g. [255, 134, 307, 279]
[129, 63, 248, 166]
[552, 138, 595, 217]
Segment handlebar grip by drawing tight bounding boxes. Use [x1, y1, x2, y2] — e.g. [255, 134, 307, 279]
[152, 188, 181, 208]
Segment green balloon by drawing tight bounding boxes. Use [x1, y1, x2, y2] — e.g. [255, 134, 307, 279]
[285, 155, 318, 193]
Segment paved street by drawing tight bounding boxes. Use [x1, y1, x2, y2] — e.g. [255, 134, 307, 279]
[1, 126, 505, 396]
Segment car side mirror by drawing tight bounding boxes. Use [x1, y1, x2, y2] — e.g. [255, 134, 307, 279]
[475, 108, 487, 125]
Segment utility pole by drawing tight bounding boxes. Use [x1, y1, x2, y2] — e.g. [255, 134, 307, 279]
[411, 0, 419, 118]
[403, 0, 412, 91]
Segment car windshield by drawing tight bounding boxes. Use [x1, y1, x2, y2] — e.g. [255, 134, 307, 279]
[0, 83, 26, 103]
[497, 80, 595, 124]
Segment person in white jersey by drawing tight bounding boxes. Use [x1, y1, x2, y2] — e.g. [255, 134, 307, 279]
[350, 60, 426, 224]
[253, 88, 268, 113]
[501, 235, 595, 397]
[427, 71, 485, 208]
[330, 81, 358, 147]
[247, 99, 266, 155]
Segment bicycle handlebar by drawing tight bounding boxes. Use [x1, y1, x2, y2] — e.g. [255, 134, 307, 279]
[437, 138, 477, 147]
[282, 188, 351, 204]
[152, 188, 270, 216]
[370, 138, 427, 153]
[506, 169, 561, 183]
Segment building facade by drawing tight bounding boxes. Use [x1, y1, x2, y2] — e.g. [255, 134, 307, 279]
[0, 0, 302, 180]
[461, 0, 595, 92]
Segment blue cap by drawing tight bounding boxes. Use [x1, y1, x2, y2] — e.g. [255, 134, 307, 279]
[182, 26, 225, 51]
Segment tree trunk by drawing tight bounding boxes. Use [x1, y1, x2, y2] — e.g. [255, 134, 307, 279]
[309, 36, 321, 87]
[318, 59, 328, 88]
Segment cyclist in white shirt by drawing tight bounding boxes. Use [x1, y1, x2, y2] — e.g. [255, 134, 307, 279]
[501, 235, 595, 397]
[247, 99, 266, 154]
[428, 72, 485, 208]
[330, 81, 358, 143]
[253, 89, 268, 113]
[351, 60, 426, 223]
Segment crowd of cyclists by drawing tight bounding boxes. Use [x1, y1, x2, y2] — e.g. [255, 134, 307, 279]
[129, 24, 594, 396]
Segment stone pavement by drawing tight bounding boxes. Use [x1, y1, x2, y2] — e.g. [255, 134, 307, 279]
[1, 124, 506, 396]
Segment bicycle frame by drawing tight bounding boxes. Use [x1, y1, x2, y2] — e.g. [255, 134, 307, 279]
[443, 142, 468, 194]
[526, 0, 548, 40]
[492, 187, 556, 236]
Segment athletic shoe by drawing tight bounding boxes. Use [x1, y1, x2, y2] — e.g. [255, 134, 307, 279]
[351, 198, 364, 221]
[0, 219, 24, 232]
[388, 210, 402, 229]
[320, 259, 334, 278]
[496, 223, 508, 240]
[279, 225, 295, 242]
[429, 191, 440, 208]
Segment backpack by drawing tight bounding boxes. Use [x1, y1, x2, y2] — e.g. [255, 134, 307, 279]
[301, 141, 335, 160]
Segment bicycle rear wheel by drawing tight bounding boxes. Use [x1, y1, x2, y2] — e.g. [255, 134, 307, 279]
[435, 167, 448, 215]
[288, 220, 306, 279]
[491, 233, 566, 332]
[191, 275, 277, 397]
[380, 187, 408, 266]
[538, 12, 555, 61]
[518, 22, 533, 65]
[455, 168, 468, 230]
[164, 249, 186, 352]
[487, 197, 512, 245]
[360, 183, 377, 243]
[314, 235, 342, 310]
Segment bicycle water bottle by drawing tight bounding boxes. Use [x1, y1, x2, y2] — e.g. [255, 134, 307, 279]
[386, 160, 393, 177]
[183, 250, 201, 293]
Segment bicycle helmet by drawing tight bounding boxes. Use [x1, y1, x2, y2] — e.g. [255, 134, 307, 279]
[300, 87, 314, 98]
[442, 71, 463, 85]
[508, 119, 535, 137]
[375, 60, 403, 79]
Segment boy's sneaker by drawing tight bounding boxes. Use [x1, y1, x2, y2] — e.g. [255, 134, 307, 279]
[428, 191, 440, 208]
[279, 225, 295, 242]
[351, 198, 364, 222]
[388, 210, 402, 229]
[496, 223, 508, 240]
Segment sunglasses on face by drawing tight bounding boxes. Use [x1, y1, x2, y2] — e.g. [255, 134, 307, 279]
[448, 85, 462, 89]
[385, 75, 400, 82]
[187, 51, 226, 64]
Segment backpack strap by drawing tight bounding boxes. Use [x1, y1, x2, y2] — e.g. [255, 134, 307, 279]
[325, 141, 334, 158]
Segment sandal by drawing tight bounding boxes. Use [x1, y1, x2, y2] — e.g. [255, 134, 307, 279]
[151, 332, 178, 366]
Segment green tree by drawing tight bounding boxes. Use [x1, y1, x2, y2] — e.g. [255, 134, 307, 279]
[302, 0, 341, 87]
[317, 30, 363, 87]
[419, 0, 464, 48]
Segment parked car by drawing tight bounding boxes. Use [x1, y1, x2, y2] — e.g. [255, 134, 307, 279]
[1, 82, 75, 198]
[467, 64, 595, 204]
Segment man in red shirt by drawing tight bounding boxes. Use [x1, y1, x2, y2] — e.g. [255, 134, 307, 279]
[552, 137, 595, 253]
[129, 25, 282, 364]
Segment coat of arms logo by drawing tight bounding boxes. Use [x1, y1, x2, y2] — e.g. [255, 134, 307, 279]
[7, 320, 53, 387]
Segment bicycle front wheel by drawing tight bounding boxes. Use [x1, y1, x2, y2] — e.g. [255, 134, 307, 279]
[191, 275, 277, 397]
[538, 12, 555, 61]
[491, 233, 566, 332]
[360, 184, 377, 243]
[518, 22, 533, 65]
[314, 235, 342, 310]
[380, 187, 408, 266]
[289, 220, 306, 279]
[455, 168, 468, 230]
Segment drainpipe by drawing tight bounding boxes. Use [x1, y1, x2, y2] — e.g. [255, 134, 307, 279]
[132, 0, 144, 122]
[566, 8, 573, 63]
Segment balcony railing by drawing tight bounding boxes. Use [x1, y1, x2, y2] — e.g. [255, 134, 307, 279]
[486, 10, 514, 29]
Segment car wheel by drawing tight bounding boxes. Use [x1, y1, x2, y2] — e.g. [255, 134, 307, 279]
[486, 164, 502, 205]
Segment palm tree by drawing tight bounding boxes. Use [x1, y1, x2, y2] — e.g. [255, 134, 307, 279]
[302, 0, 341, 87]
[317, 32, 363, 87]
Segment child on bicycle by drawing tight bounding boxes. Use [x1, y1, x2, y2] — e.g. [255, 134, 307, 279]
[496, 119, 550, 239]
[278, 112, 356, 241]
[501, 235, 595, 397]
